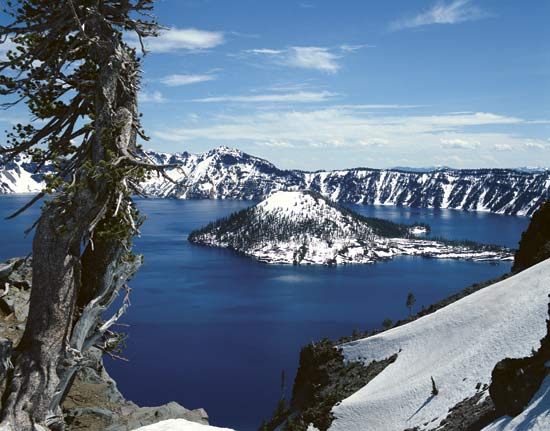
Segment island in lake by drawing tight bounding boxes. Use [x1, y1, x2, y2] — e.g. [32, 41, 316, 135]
[188, 191, 512, 265]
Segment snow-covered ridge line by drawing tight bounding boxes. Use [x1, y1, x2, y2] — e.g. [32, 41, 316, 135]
[189, 191, 512, 266]
[2, 146, 549, 216]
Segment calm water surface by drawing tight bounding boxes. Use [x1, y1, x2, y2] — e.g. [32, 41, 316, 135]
[0, 196, 530, 430]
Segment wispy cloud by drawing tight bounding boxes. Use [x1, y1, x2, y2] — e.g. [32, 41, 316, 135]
[244, 48, 283, 55]
[285, 47, 340, 73]
[160, 73, 217, 86]
[525, 141, 547, 150]
[494, 143, 513, 152]
[139, 90, 166, 103]
[152, 108, 526, 150]
[136, 28, 225, 53]
[339, 44, 371, 53]
[390, 0, 490, 31]
[192, 91, 338, 103]
[440, 137, 480, 149]
[243, 45, 365, 74]
[257, 140, 295, 148]
[335, 104, 427, 110]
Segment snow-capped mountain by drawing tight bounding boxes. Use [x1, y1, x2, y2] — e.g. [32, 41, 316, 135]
[2, 146, 549, 216]
[327, 258, 550, 431]
[0, 153, 54, 194]
[189, 191, 512, 265]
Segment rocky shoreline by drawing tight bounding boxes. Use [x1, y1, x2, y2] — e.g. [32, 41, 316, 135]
[0, 257, 209, 431]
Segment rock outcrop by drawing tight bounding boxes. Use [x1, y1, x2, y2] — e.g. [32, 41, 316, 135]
[0, 257, 209, 431]
[512, 200, 550, 272]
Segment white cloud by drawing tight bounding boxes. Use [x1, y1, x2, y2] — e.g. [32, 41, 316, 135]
[257, 140, 295, 148]
[284, 47, 340, 73]
[244, 45, 360, 74]
[160, 74, 216, 86]
[244, 48, 283, 55]
[152, 108, 527, 151]
[440, 137, 480, 150]
[358, 138, 390, 147]
[390, 0, 489, 31]
[138, 28, 224, 53]
[139, 90, 166, 103]
[339, 44, 369, 53]
[336, 104, 427, 110]
[494, 143, 513, 151]
[192, 91, 338, 103]
[525, 141, 546, 150]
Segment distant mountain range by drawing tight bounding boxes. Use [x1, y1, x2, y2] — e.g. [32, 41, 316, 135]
[2, 146, 549, 216]
[189, 191, 511, 265]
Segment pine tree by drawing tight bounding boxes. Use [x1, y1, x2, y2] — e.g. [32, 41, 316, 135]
[406, 292, 416, 316]
[0, 1, 171, 429]
[382, 318, 393, 330]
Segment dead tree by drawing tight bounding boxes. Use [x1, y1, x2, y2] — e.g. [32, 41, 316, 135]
[0, 1, 170, 430]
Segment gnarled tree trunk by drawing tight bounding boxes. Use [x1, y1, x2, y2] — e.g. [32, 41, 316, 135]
[0, 8, 151, 428]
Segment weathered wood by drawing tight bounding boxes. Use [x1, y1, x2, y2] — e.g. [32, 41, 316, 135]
[0, 1, 158, 429]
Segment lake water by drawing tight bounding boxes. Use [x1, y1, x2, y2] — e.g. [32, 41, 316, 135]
[0, 195, 530, 431]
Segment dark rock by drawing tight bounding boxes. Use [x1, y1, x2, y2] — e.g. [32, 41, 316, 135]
[263, 337, 397, 431]
[489, 296, 550, 418]
[513, 200, 550, 272]
[489, 356, 546, 417]
[435, 389, 498, 431]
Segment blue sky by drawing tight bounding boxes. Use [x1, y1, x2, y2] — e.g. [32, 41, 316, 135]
[2, 0, 550, 170]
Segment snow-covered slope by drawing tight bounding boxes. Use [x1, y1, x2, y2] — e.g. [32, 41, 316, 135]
[2, 146, 548, 216]
[0, 153, 53, 193]
[328, 259, 550, 431]
[189, 191, 512, 265]
[133, 418, 234, 431]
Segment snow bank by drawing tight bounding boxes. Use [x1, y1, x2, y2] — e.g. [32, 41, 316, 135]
[330, 259, 550, 431]
[132, 418, 235, 431]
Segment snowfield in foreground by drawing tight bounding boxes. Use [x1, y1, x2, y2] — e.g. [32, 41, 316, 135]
[133, 418, 235, 431]
[330, 259, 550, 431]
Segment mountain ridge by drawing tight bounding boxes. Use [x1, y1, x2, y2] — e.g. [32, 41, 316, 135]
[2, 146, 549, 216]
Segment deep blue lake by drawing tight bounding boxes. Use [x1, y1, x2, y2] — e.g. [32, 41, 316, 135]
[0, 195, 530, 431]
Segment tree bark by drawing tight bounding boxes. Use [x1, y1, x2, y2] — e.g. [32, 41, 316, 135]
[0, 33, 141, 431]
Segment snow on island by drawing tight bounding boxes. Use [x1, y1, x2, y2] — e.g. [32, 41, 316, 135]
[329, 258, 550, 431]
[188, 191, 512, 265]
[133, 418, 234, 431]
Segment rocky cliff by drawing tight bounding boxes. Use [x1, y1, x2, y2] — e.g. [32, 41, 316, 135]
[2, 147, 548, 216]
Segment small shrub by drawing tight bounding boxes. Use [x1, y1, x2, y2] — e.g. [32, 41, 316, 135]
[431, 376, 439, 396]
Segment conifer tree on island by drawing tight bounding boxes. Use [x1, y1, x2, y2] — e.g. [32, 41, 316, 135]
[0, 1, 172, 430]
